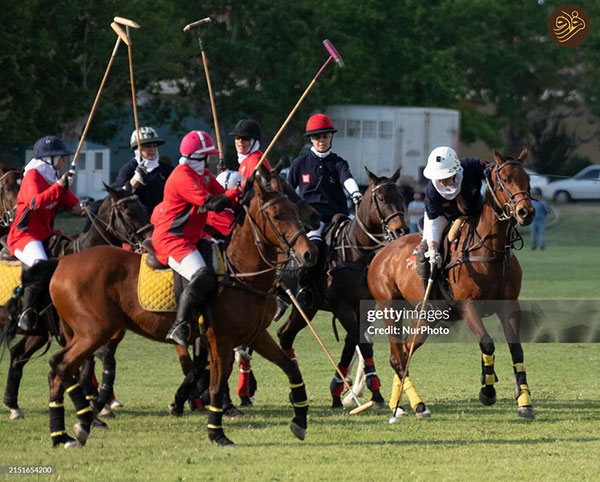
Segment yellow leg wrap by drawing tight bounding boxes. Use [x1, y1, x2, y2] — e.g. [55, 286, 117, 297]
[49, 402, 64, 408]
[293, 401, 309, 408]
[198, 315, 204, 326]
[65, 383, 80, 393]
[403, 377, 423, 411]
[290, 382, 305, 389]
[85, 395, 94, 401]
[514, 362, 526, 373]
[484, 374, 496, 385]
[50, 430, 66, 437]
[76, 406, 92, 416]
[208, 405, 223, 412]
[207, 424, 222, 429]
[388, 374, 402, 410]
[482, 353, 495, 366]
[517, 384, 532, 407]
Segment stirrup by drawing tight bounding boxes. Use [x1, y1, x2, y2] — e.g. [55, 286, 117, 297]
[166, 321, 190, 346]
[18, 308, 38, 331]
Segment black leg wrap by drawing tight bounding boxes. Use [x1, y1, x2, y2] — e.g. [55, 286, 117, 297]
[65, 379, 93, 431]
[96, 369, 116, 409]
[4, 366, 23, 409]
[340, 336, 356, 367]
[49, 395, 66, 446]
[78, 359, 98, 402]
[289, 382, 308, 429]
[207, 405, 234, 446]
[479, 336, 495, 356]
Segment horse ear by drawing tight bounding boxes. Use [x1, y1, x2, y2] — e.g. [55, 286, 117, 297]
[364, 166, 378, 185]
[254, 176, 268, 199]
[272, 158, 285, 176]
[104, 183, 124, 198]
[390, 167, 401, 183]
[492, 148, 504, 164]
[517, 148, 528, 163]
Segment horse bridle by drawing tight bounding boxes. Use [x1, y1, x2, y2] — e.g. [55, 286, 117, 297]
[354, 181, 405, 246]
[82, 194, 152, 252]
[0, 171, 19, 227]
[485, 161, 531, 222]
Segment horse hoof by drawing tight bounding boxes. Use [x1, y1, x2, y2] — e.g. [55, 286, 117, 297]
[92, 418, 108, 429]
[209, 432, 235, 447]
[9, 408, 24, 420]
[415, 404, 431, 419]
[63, 437, 82, 449]
[109, 398, 123, 410]
[392, 406, 409, 418]
[168, 403, 183, 417]
[224, 405, 245, 419]
[99, 406, 115, 418]
[73, 423, 89, 446]
[479, 388, 497, 406]
[518, 406, 535, 420]
[290, 421, 306, 441]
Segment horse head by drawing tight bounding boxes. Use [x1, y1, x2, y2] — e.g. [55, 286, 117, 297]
[97, 184, 153, 249]
[489, 149, 535, 226]
[0, 169, 22, 227]
[248, 174, 317, 268]
[362, 167, 408, 239]
[270, 162, 321, 232]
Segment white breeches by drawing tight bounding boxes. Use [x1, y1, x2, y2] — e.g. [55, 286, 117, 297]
[168, 250, 206, 281]
[15, 240, 47, 268]
[307, 222, 325, 241]
[422, 212, 449, 246]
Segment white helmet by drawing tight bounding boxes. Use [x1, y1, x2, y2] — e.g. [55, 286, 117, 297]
[423, 146, 460, 180]
[216, 169, 243, 190]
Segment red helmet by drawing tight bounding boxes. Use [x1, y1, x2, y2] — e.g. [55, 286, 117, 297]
[304, 113, 337, 137]
[180, 130, 219, 158]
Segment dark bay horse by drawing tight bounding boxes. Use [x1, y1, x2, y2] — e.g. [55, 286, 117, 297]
[277, 167, 409, 408]
[0, 167, 22, 237]
[367, 149, 536, 419]
[38, 175, 316, 447]
[1, 185, 151, 420]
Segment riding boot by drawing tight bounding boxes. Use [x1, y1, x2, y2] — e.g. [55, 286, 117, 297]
[17, 284, 42, 331]
[295, 239, 323, 312]
[273, 295, 290, 321]
[415, 240, 429, 292]
[166, 268, 217, 346]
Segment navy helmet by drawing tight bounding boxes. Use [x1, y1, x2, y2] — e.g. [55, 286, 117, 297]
[33, 135, 73, 159]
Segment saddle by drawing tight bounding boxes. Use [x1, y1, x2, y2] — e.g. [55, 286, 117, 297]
[323, 213, 369, 274]
[137, 239, 225, 313]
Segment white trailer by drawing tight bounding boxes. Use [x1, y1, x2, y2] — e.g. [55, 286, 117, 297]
[325, 105, 460, 186]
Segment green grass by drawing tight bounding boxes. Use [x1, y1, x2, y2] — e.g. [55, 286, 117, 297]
[0, 205, 598, 481]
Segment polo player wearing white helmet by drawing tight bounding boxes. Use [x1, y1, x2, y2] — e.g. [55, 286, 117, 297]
[416, 146, 488, 284]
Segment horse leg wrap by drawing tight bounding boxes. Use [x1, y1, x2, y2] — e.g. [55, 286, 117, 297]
[289, 382, 308, 429]
[364, 358, 381, 392]
[389, 374, 402, 410]
[207, 405, 225, 440]
[513, 363, 532, 407]
[481, 353, 498, 386]
[403, 376, 423, 411]
[329, 365, 348, 397]
[236, 360, 251, 397]
[96, 368, 116, 410]
[3, 365, 23, 409]
[65, 380, 93, 431]
[49, 395, 67, 446]
[283, 348, 298, 365]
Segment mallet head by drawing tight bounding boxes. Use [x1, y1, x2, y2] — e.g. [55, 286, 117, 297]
[323, 39, 345, 68]
[183, 17, 212, 32]
[111, 22, 131, 46]
[114, 16, 140, 28]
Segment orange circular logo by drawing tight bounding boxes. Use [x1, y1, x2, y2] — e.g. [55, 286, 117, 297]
[548, 4, 590, 47]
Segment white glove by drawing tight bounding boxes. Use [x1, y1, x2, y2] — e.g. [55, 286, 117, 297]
[131, 165, 148, 186]
[351, 191, 363, 205]
[58, 169, 75, 190]
[424, 247, 442, 268]
[234, 345, 252, 364]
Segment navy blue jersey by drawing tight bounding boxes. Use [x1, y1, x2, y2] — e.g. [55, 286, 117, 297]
[114, 159, 174, 215]
[288, 151, 353, 222]
[425, 158, 487, 220]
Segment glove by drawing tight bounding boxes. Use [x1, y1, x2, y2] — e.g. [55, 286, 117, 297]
[202, 193, 232, 213]
[58, 169, 75, 190]
[424, 247, 442, 269]
[131, 165, 148, 186]
[351, 191, 363, 205]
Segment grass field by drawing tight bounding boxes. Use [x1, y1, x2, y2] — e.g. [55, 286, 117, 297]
[0, 203, 599, 481]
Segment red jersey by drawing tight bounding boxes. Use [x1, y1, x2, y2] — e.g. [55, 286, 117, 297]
[8, 169, 79, 255]
[237, 150, 271, 179]
[151, 164, 239, 265]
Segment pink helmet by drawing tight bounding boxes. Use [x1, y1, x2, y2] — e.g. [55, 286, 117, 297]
[180, 130, 219, 158]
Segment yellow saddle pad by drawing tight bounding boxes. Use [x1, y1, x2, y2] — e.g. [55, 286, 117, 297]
[0, 262, 22, 306]
[137, 246, 225, 314]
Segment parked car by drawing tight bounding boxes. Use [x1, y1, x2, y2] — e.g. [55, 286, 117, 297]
[526, 168, 550, 198]
[547, 165, 600, 203]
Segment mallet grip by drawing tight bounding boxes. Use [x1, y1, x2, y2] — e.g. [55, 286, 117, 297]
[183, 17, 212, 31]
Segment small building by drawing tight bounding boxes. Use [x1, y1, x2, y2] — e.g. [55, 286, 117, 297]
[26, 140, 111, 200]
[325, 105, 460, 186]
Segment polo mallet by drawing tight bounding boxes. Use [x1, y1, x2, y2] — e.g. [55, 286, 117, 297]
[282, 286, 372, 413]
[112, 19, 142, 153]
[183, 18, 225, 171]
[389, 260, 436, 424]
[252, 39, 344, 174]
[71, 26, 125, 169]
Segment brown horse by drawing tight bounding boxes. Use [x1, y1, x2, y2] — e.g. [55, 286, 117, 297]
[367, 149, 536, 419]
[277, 168, 408, 408]
[0, 167, 22, 237]
[1, 185, 151, 420]
[37, 174, 316, 447]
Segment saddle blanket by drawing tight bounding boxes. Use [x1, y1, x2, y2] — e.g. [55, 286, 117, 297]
[0, 262, 21, 305]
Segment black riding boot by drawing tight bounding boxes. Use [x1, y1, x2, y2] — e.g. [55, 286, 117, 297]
[166, 268, 217, 346]
[295, 239, 323, 312]
[17, 265, 45, 332]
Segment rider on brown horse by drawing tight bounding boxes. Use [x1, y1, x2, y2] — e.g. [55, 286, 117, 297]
[152, 130, 241, 346]
[416, 146, 488, 286]
[7, 135, 84, 331]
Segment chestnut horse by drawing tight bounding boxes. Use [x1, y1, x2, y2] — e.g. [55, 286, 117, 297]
[277, 167, 409, 408]
[1, 186, 151, 419]
[37, 175, 316, 448]
[368, 149, 536, 420]
[0, 167, 22, 237]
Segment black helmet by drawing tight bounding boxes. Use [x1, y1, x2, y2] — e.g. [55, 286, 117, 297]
[229, 119, 261, 141]
[33, 135, 73, 158]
